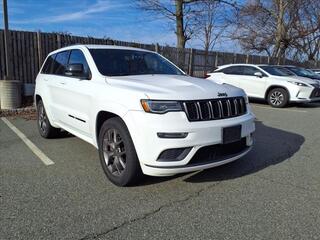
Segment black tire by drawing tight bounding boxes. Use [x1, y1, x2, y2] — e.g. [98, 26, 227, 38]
[98, 117, 142, 186]
[37, 99, 61, 138]
[267, 88, 289, 108]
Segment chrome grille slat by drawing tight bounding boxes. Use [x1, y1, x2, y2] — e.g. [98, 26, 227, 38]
[207, 101, 213, 119]
[239, 98, 244, 114]
[233, 99, 238, 115]
[182, 97, 247, 122]
[226, 100, 232, 117]
[218, 100, 223, 117]
[196, 102, 203, 119]
[183, 102, 189, 118]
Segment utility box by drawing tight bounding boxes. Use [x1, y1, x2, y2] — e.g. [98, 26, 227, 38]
[0, 80, 21, 109]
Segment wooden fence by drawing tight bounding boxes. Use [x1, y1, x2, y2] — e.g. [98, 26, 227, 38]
[0, 29, 315, 84]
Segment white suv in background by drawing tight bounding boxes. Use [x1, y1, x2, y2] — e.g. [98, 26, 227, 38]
[35, 45, 255, 186]
[207, 64, 320, 108]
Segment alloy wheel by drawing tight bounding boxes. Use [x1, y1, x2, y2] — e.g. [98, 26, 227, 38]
[38, 104, 48, 133]
[270, 91, 284, 106]
[103, 128, 126, 176]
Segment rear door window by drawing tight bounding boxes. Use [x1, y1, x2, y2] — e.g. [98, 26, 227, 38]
[41, 54, 56, 74]
[52, 51, 70, 75]
[222, 66, 243, 75]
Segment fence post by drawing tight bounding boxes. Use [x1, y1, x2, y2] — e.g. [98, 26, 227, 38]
[37, 31, 42, 69]
[246, 54, 249, 64]
[188, 48, 194, 76]
[57, 34, 61, 49]
[2, 0, 13, 80]
[155, 43, 159, 53]
[214, 52, 218, 67]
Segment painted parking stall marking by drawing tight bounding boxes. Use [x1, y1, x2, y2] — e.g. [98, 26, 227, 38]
[1, 117, 54, 166]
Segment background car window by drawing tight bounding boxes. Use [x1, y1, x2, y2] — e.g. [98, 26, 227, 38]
[41, 54, 55, 74]
[68, 49, 90, 76]
[52, 51, 70, 75]
[287, 67, 315, 77]
[222, 66, 243, 75]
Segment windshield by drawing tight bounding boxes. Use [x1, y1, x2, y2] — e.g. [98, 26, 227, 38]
[287, 67, 316, 78]
[89, 49, 184, 76]
[260, 66, 293, 76]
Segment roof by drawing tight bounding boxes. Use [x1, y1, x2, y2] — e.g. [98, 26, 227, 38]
[217, 63, 261, 68]
[49, 44, 154, 55]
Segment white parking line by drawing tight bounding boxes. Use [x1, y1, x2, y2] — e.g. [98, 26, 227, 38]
[251, 105, 308, 113]
[1, 117, 54, 166]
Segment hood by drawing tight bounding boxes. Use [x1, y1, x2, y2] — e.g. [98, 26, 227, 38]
[106, 74, 245, 100]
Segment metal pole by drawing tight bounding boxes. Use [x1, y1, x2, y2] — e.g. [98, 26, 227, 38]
[3, 0, 12, 79]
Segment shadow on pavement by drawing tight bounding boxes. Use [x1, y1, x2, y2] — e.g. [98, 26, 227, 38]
[184, 121, 305, 183]
[295, 102, 320, 108]
[250, 98, 320, 108]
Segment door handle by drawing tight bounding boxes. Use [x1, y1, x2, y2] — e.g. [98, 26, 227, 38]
[60, 82, 66, 85]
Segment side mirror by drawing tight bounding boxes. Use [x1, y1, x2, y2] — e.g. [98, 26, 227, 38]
[65, 64, 86, 78]
[254, 72, 263, 78]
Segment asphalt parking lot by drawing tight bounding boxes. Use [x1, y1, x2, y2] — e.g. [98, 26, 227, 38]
[1, 102, 320, 240]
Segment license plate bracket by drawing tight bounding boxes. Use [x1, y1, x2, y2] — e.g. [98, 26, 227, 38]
[222, 125, 242, 144]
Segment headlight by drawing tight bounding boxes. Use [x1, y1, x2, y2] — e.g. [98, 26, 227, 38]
[288, 81, 309, 87]
[141, 100, 182, 114]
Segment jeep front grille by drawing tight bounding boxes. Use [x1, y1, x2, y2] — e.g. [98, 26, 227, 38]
[182, 97, 247, 122]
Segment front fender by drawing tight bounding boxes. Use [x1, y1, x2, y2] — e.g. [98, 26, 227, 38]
[91, 100, 130, 147]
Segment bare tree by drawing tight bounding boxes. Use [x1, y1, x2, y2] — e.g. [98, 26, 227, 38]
[137, 0, 201, 49]
[232, 0, 320, 63]
[195, 1, 222, 52]
[290, 0, 320, 63]
[193, 1, 227, 72]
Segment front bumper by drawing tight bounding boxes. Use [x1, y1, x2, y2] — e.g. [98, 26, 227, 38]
[290, 86, 320, 102]
[124, 108, 255, 176]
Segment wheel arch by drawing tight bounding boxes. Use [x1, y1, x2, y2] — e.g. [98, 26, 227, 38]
[95, 111, 123, 145]
[35, 94, 42, 105]
[265, 85, 291, 100]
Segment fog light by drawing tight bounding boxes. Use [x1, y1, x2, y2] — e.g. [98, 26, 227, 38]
[157, 147, 192, 161]
[157, 132, 188, 139]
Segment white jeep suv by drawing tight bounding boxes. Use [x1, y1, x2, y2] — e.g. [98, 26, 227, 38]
[207, 64, 320, 108]
[35, 45, 255, 186]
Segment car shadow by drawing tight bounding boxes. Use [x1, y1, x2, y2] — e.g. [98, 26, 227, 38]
[250, 98, 320, 108]
[183, 121, 304, 183]
[54, 130, 75, 139]
[295, 102, 320, 108]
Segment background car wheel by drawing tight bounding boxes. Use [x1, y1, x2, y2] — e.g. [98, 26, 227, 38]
[37, 99, 61, 138]
[98, 117, 142, 186]
[267, 88, 289, 108]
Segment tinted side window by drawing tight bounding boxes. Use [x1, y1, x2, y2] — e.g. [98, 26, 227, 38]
[223, 66, 243, 75]
[52, 51, 70, 75]
[242, 66, 261, 76]
[41, 54, 56, 74]
[68, 50, 90, 76]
